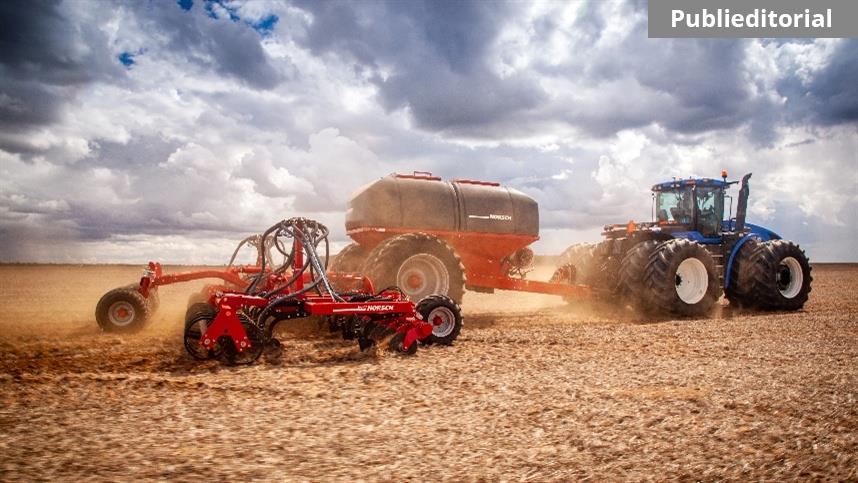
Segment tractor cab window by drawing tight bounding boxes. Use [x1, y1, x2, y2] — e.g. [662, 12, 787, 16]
[656, 187, 693, 225]
[696, 186, 724, 236]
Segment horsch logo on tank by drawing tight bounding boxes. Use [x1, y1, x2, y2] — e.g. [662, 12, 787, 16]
[468, 214, 513, 221]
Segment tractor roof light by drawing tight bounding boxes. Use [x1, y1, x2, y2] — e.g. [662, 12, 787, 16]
[721, 170, 728, 181]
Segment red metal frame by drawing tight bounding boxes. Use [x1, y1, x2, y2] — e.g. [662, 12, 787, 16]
[137, 261, 258, 297]
[196, 230, 433, 356]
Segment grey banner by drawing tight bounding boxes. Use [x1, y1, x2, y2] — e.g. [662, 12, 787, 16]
[649, 0, 858, 38]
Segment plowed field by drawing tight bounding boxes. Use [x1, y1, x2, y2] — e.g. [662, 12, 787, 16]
[1, 264, 856, 480]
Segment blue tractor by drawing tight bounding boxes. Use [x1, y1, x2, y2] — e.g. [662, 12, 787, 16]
[554, 172, 812, 316]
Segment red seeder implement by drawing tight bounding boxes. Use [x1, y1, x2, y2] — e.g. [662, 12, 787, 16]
[183, 218, 461, 364]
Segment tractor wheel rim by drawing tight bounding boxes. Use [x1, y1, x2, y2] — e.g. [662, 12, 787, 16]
[108, 301, 135, 326]
[428, 306, 456, 338]
[675, 257, 708, 305]
[396, 253, 449, 301]
[778, 256, 803, 299]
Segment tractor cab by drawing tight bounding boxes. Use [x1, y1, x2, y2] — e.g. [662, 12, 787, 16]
[652, 177, 729, 237]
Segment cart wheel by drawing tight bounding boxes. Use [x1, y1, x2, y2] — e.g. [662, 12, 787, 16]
[95, 287, 151, 333]
[416, 294, 463, 345]
[389, 332, 418, 355]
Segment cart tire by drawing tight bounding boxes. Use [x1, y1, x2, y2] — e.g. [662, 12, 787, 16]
[361, 233, 465, 304]
[329, 243, 369, 273]
[95, 286, 152, 333]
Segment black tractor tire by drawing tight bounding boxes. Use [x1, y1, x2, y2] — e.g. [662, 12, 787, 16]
[556, 243, 597, 284]
[416, 294, 464, 345]
[617, 240, 660, 308]
[642, 239, 721, 317]
[738, 239, 812, 311]
[329, 243, 369, 273]
[95, 286, 152, 333]
[725, 237, 763, 308]
[361, 233, 466, 304]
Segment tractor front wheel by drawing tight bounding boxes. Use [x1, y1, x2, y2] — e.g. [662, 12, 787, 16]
[642, 239, 721, 317]
[95, 287, 152, 333]
[741, 240, 812, 311]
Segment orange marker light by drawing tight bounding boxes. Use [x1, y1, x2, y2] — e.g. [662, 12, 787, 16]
[721, 170, 728, 180]
[626, 220, 637, 234]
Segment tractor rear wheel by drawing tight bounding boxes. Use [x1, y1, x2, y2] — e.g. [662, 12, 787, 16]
[740, 240, 812, 311]
[556, 243, 597, 284]
[617, 240, 659, 309]
[361, 233, 465, 304]
[642, 239, 721, 317]
[329, 243, 368, 273]
[95, 286, 152, 333]
[416, 294, 463, 345]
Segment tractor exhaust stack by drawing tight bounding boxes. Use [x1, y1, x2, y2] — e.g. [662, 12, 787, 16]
[735, 173, 752, 232]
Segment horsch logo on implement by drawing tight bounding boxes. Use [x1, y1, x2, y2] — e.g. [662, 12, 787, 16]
[333, 305, 395, 313]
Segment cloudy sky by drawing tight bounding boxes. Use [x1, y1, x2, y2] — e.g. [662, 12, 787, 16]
[0, 0, 856, 263]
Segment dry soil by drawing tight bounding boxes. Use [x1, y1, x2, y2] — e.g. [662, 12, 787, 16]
[0, 264, 856, 481]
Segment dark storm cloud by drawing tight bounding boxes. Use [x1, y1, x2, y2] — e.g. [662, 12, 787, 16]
[786, 39, 858, 125]
[131, 1, 283, 90]
[293, 0, 546, 133]
[0, 0, 121, 149]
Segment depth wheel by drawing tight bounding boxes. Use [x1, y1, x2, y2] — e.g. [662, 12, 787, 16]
[388, 332, 418, 355]
[642, 239, 721, 317]
[183, 303, 223, 360]
[219, 314, 264, 365]
[416, 294, 463, 345]
[95, 287, 152, 333]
